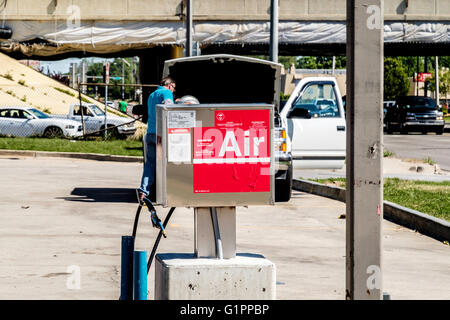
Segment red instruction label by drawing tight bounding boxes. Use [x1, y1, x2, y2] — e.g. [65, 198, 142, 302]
[193, 109, 271, 193]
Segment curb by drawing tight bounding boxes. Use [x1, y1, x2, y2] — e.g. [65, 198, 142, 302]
[293, 179, 450, 242]
[0, 149, 143, 163]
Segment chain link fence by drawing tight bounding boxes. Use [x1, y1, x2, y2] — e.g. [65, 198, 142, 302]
[0, 73, 154, 141]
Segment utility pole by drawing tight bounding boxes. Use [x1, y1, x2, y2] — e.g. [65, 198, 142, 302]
[346, 0, 384, 300]
[121, 58, 131, 100]
[416, 56, 420, 96]
[424, 56, 428, 97]
[185, 0, 192, 57]
[435, 56, 440, 105]
[269, 0, 279, 63]
[332, 56, 336, 75]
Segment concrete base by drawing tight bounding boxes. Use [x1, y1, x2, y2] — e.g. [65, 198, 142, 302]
[154, 253, 276, 300]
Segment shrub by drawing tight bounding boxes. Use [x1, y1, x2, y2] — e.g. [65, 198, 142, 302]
[54, 87, 75, 97]
[384, 58, 410, 101]
[1, 72, 13, 81]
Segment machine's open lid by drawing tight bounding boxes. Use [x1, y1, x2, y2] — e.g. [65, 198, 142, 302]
[163, 54, 282, 112]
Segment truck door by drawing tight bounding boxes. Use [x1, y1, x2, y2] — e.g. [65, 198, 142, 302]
[285, 81, 346, 169]
[72, 105, 96, 134]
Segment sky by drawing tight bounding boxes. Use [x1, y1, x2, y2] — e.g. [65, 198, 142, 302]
[38, 57, 113, 74]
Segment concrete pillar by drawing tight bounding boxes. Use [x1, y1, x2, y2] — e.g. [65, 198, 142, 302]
[346, 0, 384, 300]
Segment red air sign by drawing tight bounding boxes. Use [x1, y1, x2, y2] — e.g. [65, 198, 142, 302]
[192, 109, 271, 194]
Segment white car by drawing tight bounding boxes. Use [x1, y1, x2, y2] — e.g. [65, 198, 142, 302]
[0, 106, 83, 138]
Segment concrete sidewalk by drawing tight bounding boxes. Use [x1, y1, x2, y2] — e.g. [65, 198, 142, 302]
[295, 156, 450, 182]
[0, 156, 448, 300]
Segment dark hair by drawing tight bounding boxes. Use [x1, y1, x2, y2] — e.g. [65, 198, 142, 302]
[160, 76, 175, 87]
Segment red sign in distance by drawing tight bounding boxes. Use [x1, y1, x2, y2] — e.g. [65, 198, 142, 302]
[193, 109, 271, 194]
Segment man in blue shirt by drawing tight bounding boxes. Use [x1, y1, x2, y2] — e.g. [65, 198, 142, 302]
[138, 76, 176, 202]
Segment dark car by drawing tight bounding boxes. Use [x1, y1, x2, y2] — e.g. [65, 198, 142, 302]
[384, 96, 444, 135]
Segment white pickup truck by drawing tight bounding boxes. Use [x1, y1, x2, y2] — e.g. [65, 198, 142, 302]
[54, 103, 136, 138]
[279, 77, 346, 169]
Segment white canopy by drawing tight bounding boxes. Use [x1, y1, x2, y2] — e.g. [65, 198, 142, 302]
[1, 20, 449, 56]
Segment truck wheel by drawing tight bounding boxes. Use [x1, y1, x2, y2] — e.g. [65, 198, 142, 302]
[101, 125, 121, 139]
[43, 126, 63, 138]
[436, 127, 444, 135]
[275, 165, 292, 202]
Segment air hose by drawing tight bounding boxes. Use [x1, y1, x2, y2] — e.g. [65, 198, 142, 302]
[131, 203, 143, 238]
[147, 207, 175, 274]
[121, 195, 175, 300]
[133, 197, 176, 275]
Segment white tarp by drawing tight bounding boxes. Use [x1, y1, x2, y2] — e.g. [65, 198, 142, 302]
[1, 20, 449, 56]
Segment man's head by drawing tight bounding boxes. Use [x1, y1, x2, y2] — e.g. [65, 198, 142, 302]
[160, 76, 176, 93]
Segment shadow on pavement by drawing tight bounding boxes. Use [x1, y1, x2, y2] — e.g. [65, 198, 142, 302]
[61, 188, 139, 203]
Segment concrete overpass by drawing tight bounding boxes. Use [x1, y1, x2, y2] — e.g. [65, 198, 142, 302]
[0, 0, 449, 84]
[0, 0, 449, 58]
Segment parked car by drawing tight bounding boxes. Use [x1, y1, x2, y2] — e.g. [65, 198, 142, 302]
[0, 106, 83, 138]
[53, 103, 136, 138]
[279, 77, 346, 169]
[384, 96, 445, 135]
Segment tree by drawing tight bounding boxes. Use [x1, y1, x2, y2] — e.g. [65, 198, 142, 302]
[384, 57, 410, 100]
[86, 58, 138, 101]
[394, 56, 423, 77]
[296, 56, 346, 69]
[278, 56, 297, 70]
[426, 68, 450, 99]
[247, 55, 297, 70]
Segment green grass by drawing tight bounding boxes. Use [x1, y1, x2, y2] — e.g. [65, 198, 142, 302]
[383, 149, 395, 157]
[53, 86, 91, 103]
[308, 177, 450, 222]
[423, 157, 436, 166]
[0, 137, 143, 157]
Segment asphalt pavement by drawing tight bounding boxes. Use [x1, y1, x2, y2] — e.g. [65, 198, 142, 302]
[295, 144, 450, 182]
[0, 155, 449, 300]
[384, 132, 450, 171]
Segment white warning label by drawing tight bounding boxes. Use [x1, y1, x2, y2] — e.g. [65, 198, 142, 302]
[168, 128, 191, 163]
[168, 111, 196, 129]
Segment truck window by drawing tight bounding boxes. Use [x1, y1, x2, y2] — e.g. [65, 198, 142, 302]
[89, 105, 105, 116]
[292, 83, 340, 118]
[74, 105, 94, 117]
